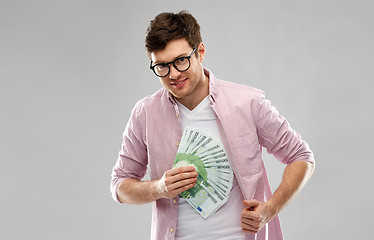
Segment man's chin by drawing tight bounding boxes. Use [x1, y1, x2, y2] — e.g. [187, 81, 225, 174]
[169, 90, 186, 100]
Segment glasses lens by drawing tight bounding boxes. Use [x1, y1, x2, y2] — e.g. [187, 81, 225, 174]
[154, 64, 169, 77]
[174, 57, 190, 72]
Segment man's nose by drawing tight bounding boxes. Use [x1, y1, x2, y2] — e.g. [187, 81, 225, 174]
[169, 64, 181, 79]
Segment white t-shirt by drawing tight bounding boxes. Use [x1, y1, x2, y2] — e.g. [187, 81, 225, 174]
[175, 97, 246, 240]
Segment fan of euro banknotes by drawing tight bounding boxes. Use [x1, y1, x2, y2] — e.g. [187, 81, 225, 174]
[173, 126, 233, 219]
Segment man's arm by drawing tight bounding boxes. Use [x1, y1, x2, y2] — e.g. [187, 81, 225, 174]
[117, 166, 198, 204]
[241, 160, 315, 234]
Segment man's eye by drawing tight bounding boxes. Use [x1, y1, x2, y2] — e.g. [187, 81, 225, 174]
[156, 63, 168, 69]
[175, 57, 187, 65]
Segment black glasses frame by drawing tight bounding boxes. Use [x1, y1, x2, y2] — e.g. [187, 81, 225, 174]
[150, 46, 198, 77]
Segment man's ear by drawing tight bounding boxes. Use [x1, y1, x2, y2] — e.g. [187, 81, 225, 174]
[197, 42, 206, 63]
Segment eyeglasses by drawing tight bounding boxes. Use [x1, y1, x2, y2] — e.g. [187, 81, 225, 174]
[150, 46, 198, 77]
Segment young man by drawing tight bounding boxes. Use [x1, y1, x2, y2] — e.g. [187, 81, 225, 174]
[111, 11, 315, 240]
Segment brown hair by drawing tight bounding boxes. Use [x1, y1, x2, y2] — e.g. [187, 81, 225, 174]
[145, 11, 202, 58]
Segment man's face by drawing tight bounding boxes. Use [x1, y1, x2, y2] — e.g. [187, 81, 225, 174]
[151, 38, 206, 104]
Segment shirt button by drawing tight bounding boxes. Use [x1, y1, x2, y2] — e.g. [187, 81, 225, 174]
[170, 227, 174, 233]
[173, 199, 177, 204]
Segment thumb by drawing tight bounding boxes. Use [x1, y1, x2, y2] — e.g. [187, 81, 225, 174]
[243, 199, 261, 209]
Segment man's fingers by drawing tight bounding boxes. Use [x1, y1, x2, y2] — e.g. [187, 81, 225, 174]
[241, 221, 260, 234]
[169, 182, 196, 196]
[167, 166, 196, 176]
[166, 177, 197, 192]
[243, 199, 260, 209]
[241, 208, 260, 219]
[166, 171, 197, 185]
[241, 209, 262, 234]
[241, 215, 261, 226]
[241, 200, 262, 222]
[241, 200, 270, 234]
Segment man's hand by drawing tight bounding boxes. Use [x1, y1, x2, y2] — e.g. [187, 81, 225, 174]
[241, 199, 276, 234]
[156, 166, 198, 199]
[239, 161, 314, 233]
[117, 166, 197, 204]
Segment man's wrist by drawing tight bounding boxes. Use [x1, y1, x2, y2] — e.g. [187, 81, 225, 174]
[151, 179, 164, 200]
[265, 199, 280, 217]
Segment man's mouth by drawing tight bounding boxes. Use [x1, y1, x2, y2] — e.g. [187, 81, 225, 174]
[170, 79, 187, 88]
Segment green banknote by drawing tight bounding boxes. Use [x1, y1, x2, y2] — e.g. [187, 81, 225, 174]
[173, 127, 233, 219]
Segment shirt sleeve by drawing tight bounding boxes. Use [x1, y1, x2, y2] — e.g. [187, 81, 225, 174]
[110, 101, 148, 203]
[254, 93, 315, 165]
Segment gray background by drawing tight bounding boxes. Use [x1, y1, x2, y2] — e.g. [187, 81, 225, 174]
[1, 0, 373, 239]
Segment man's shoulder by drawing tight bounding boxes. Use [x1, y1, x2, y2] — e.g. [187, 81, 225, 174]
[215, 78, 264, 99]
[132, 88, 169, 112]
[138, 88, 167, 103]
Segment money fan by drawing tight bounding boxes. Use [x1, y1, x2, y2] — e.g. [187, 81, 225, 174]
[173, 126, 234, 219]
